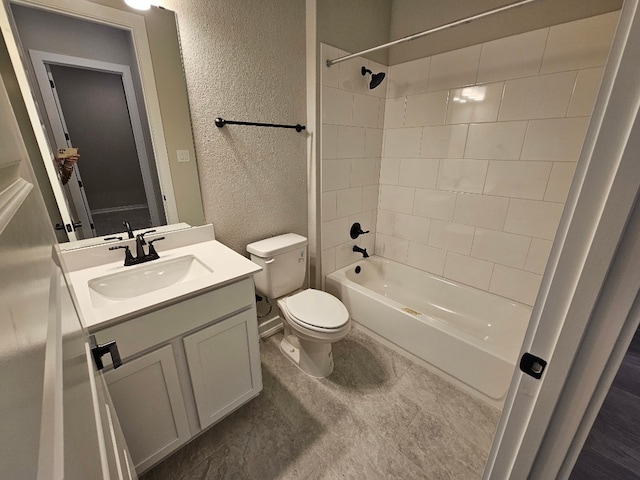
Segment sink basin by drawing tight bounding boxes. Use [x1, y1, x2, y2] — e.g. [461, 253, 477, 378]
[88, 255, 213, 307]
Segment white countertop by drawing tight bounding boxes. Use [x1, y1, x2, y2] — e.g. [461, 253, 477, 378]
[65, 228, 261, 331]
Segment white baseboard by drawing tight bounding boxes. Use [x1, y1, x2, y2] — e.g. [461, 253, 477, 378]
[259, 315, 283, 339]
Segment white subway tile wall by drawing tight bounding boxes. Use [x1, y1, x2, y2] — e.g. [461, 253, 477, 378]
[321, 44, 385, 272]
[320, 11, 618, 305]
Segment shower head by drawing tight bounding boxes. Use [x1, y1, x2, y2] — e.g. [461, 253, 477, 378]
[361, 66, 386, 90]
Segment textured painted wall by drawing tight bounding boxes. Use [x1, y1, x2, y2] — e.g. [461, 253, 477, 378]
[160, 0, 307, 254]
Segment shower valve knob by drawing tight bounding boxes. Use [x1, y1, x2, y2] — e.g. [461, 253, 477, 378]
[350, 222, 370, 239]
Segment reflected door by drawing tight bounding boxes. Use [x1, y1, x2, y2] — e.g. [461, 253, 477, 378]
[50, 64, 152, 236]
[30, 51, 164, 237]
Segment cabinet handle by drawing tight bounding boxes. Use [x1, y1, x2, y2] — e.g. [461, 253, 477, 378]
[89, 335, 122, 371]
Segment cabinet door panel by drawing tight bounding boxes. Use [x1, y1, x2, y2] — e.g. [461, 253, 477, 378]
[184, 309, 262, 429]
[105, 344, 190, 473]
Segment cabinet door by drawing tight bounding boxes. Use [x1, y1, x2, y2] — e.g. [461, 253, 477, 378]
[184, 309, 262, 430]
[95, 373, 138, 480]
[104, 344, 190, 473]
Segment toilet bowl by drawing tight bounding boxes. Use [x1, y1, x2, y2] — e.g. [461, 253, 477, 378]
[277, 289, 350, 377]
[246, 233, 351, 378]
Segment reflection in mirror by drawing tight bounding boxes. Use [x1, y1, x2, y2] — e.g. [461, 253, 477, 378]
[0, 0, 205, 247]
[12, 4, 165, 238]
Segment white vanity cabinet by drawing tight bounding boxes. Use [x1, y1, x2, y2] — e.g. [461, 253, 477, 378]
[91, 277, 262, 474]
[104, 344, 190, 473]
[184, 308, 262, 430]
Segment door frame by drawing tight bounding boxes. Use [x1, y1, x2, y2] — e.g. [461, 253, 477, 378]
[30, 50, 162, 231]
[0, 0, 180, 236]
[485, 0, 640, 478]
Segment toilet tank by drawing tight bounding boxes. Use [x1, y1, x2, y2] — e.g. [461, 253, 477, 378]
[247, 233, 307, 299]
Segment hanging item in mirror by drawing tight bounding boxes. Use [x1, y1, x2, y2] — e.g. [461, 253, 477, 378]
[55, 147, 79, 185]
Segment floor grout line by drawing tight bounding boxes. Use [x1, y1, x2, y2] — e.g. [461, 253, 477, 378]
[394, 406, 422, 448]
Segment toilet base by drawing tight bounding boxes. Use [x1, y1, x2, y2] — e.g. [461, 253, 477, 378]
[280, 333, 334, 378]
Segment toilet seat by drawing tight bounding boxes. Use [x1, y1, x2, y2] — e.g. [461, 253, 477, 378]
[283, 289, 349, 331]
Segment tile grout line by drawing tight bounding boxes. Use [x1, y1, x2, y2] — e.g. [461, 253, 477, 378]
[392, 409, 426, 471]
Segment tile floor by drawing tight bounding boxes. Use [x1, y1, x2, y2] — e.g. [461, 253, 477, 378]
[141, 327, 500, 480]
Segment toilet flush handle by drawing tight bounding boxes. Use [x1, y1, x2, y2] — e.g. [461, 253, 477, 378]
[264, 258, 275, 264]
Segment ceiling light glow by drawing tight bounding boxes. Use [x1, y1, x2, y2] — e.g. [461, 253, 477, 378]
[124, 0, 151, 10]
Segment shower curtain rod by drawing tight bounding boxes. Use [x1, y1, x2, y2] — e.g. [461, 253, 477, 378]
[326, 0, 536, 67]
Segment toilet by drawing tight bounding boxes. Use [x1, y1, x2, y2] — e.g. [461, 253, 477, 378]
[247, 233, 350, 377]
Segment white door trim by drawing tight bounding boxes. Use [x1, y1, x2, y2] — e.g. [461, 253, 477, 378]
[539, 196, 640, 479]
[485, 1, 640, 478]
[0, 0, 179, 230]
[30, 50, 161, 228]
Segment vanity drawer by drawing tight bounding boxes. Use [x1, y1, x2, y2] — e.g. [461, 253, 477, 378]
[93, 277, 254, 366]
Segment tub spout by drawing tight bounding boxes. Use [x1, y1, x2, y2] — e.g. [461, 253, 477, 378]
[353, 245, 369, 258]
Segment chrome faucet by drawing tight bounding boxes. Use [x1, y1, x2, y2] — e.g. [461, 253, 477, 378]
[352, 245, 369, 258]
[109, 230, 165, 266]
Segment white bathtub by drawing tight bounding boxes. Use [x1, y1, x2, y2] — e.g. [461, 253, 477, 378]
[325, 257, 531, 402]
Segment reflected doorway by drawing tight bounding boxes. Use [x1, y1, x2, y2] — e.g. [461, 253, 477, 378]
[33, 52, 163, 237]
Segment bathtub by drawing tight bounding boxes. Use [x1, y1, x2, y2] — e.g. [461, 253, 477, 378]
[325, 257, 531, 402]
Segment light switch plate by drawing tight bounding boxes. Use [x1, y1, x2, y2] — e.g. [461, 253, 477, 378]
[177, 150, 190, 163]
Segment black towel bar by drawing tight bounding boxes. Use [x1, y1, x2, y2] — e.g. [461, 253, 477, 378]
[214, 117, 305, 132]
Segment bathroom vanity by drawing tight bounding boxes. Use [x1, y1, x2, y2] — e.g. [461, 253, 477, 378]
[63, 225, 262, 474]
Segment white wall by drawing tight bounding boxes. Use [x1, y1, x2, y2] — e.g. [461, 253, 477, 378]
[320, 44, 386, 275]
[375, 12, 618, 305]
[160, 0, 307, 254]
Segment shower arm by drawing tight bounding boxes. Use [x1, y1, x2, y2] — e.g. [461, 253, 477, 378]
[326, 0, 537, 67]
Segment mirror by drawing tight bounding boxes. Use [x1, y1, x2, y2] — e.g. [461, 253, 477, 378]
[0, 0, 205, 247]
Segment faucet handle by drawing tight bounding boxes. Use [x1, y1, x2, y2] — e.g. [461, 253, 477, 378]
[148, 236, 165, 246]
[147, 237, 165, 259]
[109, 245, 135, 266]
[350, 222, 370, 239]
[137, 229, 157, 245]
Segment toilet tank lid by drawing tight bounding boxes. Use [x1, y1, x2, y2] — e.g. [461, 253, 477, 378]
[247, 233, 307, 257]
